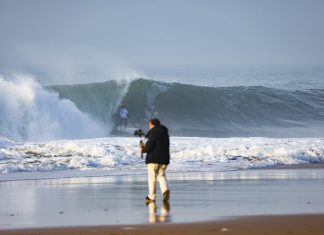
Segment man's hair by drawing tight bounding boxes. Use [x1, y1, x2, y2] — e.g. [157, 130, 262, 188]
[149, 118, 161, 126]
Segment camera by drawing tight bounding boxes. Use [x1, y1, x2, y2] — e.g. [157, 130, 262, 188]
[134, 129, 146, 137]
[134, 129, 146, 159]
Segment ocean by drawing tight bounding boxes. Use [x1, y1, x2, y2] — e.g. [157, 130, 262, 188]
[1, 66, 324, 181]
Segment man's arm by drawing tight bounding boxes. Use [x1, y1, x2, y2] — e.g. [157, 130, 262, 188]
[142, 131, 157, 153]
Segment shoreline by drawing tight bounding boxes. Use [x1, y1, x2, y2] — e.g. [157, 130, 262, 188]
[0, 168, 324, 230]
[1, 167, 324, 232]
[1, 214, 324, 235]
[268, 162, 324, 169]
[1, 162, 324, 183]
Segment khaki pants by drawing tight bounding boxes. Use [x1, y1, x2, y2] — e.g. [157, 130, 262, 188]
[147, 163, 169, 200]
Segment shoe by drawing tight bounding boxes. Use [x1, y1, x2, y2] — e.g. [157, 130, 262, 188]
[163, 189, 170, 202]
[145, 196, 155, 204]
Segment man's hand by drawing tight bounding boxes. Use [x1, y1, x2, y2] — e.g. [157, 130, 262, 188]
[140, 141, 145, 153]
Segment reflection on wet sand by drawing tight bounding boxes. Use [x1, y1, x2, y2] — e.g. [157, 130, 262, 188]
[147, 201, 170, 223]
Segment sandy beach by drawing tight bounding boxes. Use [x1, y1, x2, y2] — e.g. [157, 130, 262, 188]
[1, 214, 324, 235]
[1, 166, 324, 234]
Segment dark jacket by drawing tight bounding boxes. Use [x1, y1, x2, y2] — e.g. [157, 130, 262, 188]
[142, 125, 170, 165]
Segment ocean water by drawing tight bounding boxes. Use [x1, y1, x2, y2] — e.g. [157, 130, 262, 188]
[0, 66, 324, 180]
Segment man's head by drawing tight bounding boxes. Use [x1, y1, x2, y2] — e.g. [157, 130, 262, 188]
[149, 118, 161, 129]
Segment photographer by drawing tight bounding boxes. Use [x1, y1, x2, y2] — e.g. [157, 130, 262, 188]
[140, 118, 170, 203]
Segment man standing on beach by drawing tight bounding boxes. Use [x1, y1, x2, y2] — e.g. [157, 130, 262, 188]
[140, 118, 170, 203]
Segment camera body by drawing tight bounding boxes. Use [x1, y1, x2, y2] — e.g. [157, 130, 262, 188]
[134, 129, 146, 137]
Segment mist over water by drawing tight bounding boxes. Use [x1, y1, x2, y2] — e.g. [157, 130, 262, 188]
[10, 65, 324, 90]
[142, 66, 324, 90]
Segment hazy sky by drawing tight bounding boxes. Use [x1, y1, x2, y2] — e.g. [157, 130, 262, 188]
[1, 0, 324, 73]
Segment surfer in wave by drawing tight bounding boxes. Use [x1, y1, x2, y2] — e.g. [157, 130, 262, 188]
[118, 106, 129, 129]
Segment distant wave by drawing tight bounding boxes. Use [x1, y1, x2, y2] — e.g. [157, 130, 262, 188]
[48, 78, 324, 138]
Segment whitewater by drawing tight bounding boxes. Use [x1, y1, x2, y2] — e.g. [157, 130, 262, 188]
[1, 67, 324, 181]
[1, 136, 324, 181]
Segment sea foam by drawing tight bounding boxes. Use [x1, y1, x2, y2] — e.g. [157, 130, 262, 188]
[1, 137, 323, 179]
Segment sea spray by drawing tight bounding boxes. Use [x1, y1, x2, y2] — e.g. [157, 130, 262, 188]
[0, 75, 106, 141]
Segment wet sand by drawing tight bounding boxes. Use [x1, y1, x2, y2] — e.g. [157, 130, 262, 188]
[1, 214, 324, 235]
[1, 166, 324, 234]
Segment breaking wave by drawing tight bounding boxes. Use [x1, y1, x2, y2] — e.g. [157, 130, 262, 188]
[0, 75, 106, 141]
[49, 78, 324, 137]
[1, 75, 324, 141]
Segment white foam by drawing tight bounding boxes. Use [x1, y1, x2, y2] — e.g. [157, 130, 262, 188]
[0, 137, 324, 181]
[0, 75, 106, 141]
